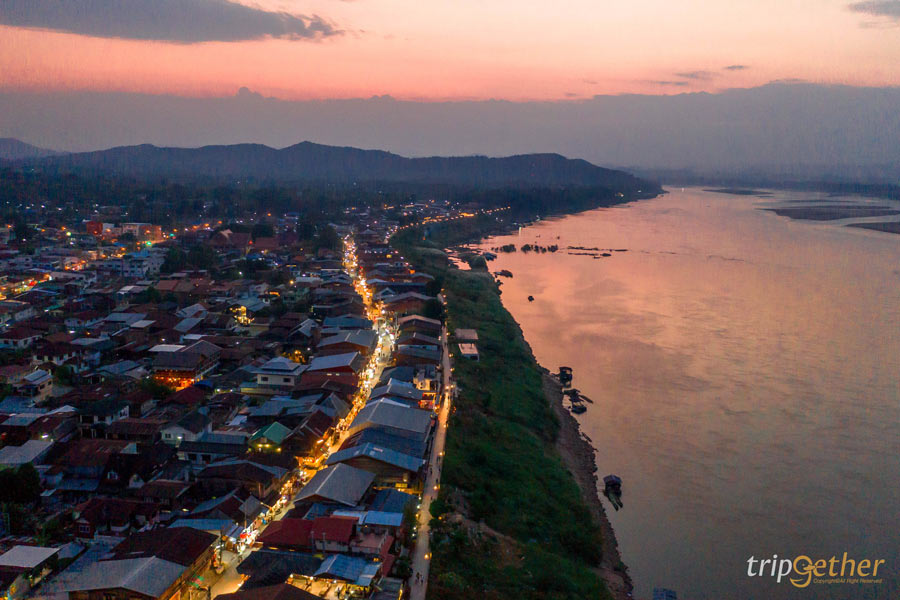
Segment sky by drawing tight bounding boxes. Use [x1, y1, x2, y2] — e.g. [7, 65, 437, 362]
[0, 0, 899, 101]
[0, 0, 898, 175]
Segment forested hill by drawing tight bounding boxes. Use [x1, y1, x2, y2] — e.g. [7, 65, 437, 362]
[0, 138, 61, 160]
[13, 141, 657, 191]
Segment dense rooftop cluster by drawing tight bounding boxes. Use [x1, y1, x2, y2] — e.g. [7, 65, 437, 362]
[0, 201, 457, 600]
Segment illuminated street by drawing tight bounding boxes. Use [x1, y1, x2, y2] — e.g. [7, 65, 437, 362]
[206, 233, 404, 599]
[408, 323, 453, 600]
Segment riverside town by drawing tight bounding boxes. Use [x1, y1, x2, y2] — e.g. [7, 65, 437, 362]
[0, 196, 491, 600]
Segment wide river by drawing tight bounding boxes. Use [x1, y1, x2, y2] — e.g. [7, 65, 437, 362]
[476, 188, 899, 600]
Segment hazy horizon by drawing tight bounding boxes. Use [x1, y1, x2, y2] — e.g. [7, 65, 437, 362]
[2, 82, 900, 180]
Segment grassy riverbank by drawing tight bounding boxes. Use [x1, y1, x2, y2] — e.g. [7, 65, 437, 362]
[392, 199, 638, 599]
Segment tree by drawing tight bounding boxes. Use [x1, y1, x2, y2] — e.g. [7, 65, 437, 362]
[187, 245, 217, 270]
[425, 277, 443, 297]
[290, 298, 311, 314]
[238, 258, 269, 278]
[313, 225, 341, 252]
[15, 464, 41, 504]
[13, 220, 34, 240]
[226, 222, 251, 234]
[37, 515, 66, 547]
[0, 502, 31, 535]
[0, 350, 26, 367]
[251, 222, 274, 240]
[296, 220, 316, 240]
[267, 269, 290, 286]
[0, 463, 42, 504]
[402, 498, 419, 546]
[135, 286, 162, 304]
[423, 298, 444, 321]
[161, 247, 188, 273]
[138, 377, 174, 399]
[54, 364, 76, 385]
[394, 555, 412, 580]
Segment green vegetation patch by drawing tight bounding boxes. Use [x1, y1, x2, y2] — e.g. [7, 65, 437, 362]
[394, 219, 611, 600]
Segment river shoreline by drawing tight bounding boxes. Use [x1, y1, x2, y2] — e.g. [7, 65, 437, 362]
[458, 206, 636, 597]
[469, 187, 900, 599]
[474, 219, 634, 598]
[393, 194, 653, 599]
[473, 271, 634, 598]
[483, 258, 633, 597]
[541, 367, 633, 599]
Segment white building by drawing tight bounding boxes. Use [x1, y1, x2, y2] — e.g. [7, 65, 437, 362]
[255, 356, 307, 390]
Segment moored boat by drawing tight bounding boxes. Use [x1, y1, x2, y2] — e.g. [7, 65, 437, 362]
[603, 474, 623, 510]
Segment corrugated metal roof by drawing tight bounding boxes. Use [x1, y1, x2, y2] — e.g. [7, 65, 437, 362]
[370, 380, 424, 401]
[368, 488, 416, 513]
[250, 421, 292, 445]
[313, 554, 371, 582]
[295, 463, 374, 507]
[348, 401, 432, 437]
[59, 557, 184, 598]
[0, 545, 59, 569]
[168, 518, 232, 533]
[326, 443, 424, 473]
[0, 439, 53, 467]
[363, 511, 404, 527]
[307, 352, 362, 372]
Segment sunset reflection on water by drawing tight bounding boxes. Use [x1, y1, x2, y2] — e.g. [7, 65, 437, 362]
[478, 188, 900, 600]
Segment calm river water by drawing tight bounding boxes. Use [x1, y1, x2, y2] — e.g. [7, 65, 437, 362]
[477, 188, 900, 600]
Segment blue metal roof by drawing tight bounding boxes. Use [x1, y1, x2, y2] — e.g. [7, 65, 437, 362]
[314, 554, 369, 582]
[368, 488, 416, 514]
[347, 428, 426, 458]
[168, 518, 232, 533]
[325, 442, 425, 473]
[363, 511, 404, 527]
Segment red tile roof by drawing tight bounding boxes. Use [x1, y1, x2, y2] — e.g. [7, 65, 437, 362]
[58, 439, 129, 468]
[166, 386, 207, 406]
[0, 327, 40, 340]
[105, 526, 216, 567]
[217, 583, 320, 600]
[256, 518, 312, 549]
[75, 497, 159, 528]
[310, 516, 357, 544]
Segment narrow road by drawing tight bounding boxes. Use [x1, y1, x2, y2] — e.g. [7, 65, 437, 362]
[208, 549, 246, 598]
[409, 323, 453, 600]
[209, 236, 391, 599]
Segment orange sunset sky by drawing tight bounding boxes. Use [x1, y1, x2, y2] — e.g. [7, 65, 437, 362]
[0, 0, 898, 101]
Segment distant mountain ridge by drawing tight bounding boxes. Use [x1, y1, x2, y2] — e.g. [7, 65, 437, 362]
[0, 138, 61, 160]
[11, 141, 653, 190]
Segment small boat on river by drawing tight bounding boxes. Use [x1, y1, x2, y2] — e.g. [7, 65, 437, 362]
[603, 474, 623, 510]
